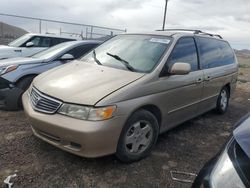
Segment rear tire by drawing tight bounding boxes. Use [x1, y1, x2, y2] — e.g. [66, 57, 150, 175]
[116, 110, 159, 163]
[215, 87, 229, 114]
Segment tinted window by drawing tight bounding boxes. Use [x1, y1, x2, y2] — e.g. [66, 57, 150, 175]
[51, 38, 75, 46]
[66, 44, 98, 59]
[196, 37, 235, 69]
[39, 37, 51, 47]
[167, 37, 198, 71]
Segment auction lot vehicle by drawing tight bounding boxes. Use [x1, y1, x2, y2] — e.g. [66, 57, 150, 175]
[0, 40, 100, 110]
[22, 30, 238, 162]
[192, 113, 250, 188]
[0, 33, 76, 59]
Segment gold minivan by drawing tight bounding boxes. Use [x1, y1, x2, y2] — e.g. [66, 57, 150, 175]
[22, 30, 238, 162]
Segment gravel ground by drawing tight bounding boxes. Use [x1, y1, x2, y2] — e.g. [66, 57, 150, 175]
[0, 87, 249, 188]
[1, 56, 250, 188]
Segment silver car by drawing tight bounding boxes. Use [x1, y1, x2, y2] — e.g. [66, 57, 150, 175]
[22, 30, 238, 162]
[0, 40, 100, 110]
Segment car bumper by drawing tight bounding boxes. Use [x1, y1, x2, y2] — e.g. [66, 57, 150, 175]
[22, 91, 127, 158]
[0, 87, 23, 110]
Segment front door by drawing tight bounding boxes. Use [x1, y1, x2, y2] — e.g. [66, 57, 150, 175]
[158, 37, 204, 130]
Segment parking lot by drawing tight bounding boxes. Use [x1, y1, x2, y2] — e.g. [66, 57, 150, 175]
[1, 57, 250, 188]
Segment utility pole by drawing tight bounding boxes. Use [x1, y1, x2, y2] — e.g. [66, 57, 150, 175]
[162, 0, 168, 30]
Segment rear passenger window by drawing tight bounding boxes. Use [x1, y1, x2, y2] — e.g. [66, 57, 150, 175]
[51, 38, 62, 46]
[196, 37, 235, 69]
[39, 37, 51, 47]
[51, 38, 75, 47]
[167, 37, 198, 71]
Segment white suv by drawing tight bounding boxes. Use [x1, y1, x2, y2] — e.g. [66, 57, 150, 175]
[0, 33, 76, 60]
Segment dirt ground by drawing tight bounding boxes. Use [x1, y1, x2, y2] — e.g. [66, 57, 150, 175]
[1, 56, 250, 188]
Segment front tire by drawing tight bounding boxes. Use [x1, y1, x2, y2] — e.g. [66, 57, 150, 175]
[215, 87, 229, 114]
[17, 76, 35, 109]
[116, 110, 159, 163]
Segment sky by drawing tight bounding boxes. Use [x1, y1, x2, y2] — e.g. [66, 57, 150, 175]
[1, 0, 250, 49]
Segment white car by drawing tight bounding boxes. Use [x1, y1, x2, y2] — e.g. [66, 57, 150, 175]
[0, 33, 76, 60]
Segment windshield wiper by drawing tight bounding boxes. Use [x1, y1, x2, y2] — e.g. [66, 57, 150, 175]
[106, 52, 135, 72]
[92, 50, 102, 65]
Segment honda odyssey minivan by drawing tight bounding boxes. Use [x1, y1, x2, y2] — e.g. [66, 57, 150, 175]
[22, 30, 238, 162]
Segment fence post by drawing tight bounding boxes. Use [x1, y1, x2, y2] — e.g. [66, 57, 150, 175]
[90, 26, 93, 39]
[39, 19, 42, 34]
[86, 27, 88, 39]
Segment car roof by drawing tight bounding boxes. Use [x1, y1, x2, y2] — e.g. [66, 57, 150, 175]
[123, 30, 225, 41]
[54, 40, 102, 49]
[65, 40, 102, 45]
[25, 33, 78, 40]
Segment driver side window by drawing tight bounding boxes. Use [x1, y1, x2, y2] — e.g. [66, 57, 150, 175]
[28, 37, 41, 47]
[167, 37, 198, 72]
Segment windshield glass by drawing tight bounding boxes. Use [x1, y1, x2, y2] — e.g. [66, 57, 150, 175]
[81, 34, 171, 73]
[8, 34, 32, 47]
[32, 42, 71, 59]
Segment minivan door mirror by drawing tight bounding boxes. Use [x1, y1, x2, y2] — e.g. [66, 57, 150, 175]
[59, 54, 74, 61]
[169, 62, 191, 75]
[26, 42, 34, 47]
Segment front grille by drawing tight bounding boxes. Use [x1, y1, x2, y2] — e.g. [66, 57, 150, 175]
[29, 87, 62, 114]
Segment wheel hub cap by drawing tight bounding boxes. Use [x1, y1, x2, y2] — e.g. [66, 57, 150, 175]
[220, 90, 228, 111]
[125, 121, 153, 154]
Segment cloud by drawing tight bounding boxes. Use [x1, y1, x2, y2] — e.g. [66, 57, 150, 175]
[0, 0, 250, 49]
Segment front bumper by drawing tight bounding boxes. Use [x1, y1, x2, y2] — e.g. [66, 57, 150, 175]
[22, 91, 127, 158]
[0, 77, 23, 110]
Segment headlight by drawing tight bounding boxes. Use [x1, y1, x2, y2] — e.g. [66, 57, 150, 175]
[210, 149, 245, 188]
[0, 65, 18, 75]
[58, 103, 116, 121]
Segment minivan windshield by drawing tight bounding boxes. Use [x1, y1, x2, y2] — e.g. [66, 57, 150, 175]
[32, 42, 72, 60]
[8, 34, 32, 47]
[81, 35, 171, 73]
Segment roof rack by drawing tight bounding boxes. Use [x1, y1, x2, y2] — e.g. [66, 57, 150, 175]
[156, 29, 223, 39]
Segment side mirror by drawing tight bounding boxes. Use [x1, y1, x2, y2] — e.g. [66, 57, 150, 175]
[60, 54, 74, 61]
[26, 42, 34, 47]
[169, 62, 191, 75]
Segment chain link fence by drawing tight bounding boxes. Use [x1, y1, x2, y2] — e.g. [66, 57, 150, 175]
[0, 13, 126, 44]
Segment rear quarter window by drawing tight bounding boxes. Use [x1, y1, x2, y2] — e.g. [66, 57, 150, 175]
[196, 37, 235, 69]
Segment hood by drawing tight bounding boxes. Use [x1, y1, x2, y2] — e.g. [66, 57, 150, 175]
[0, 45, 13, 50]
[0, 57, 42, 67]
[33, 61, 144, 105]
[233, 113, 250, 158]
[0, 45, 16, 58]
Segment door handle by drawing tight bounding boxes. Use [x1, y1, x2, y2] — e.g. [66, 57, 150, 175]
[14, 49, 22, 53]
[204, 76, 211, 81]
[196, 78, 203, 83]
